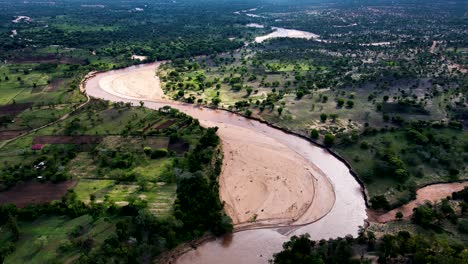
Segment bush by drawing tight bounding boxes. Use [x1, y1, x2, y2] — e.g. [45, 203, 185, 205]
[412, 204, 436, 228]
[324, 134, 335, 146]
[370, 195, 390, 210]
[310, 129, 319, 139]
[296, 90, 304, 99]
[143, 147, 152, 156]
[151, 148, 168, 159]
[337, 98, 344, 107]
[320, 113, 327, 122]
[458, 219, 468, 233]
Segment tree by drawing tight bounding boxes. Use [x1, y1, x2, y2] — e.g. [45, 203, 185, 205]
[320, 113, 327, 122]
[277, 107, 283, 116]
[395, 211, 403, 220]
[296, 90, 304, 99]
[212, 97, 221, 106]
[246, 86, 253, 96]
[383, 95, 389, 102]
[324, 133, 335, 146]
[310, 129, 319, 139]
[370, 195, 390, 210]
[346, 100, 354, 108]
[412, 204, 436, 228]
[337, 98, 345, 107]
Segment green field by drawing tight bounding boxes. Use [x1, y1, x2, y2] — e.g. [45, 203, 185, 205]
[2, 215, 116, 264]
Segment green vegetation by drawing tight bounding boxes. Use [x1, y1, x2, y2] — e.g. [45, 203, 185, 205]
[336, 124, 467, 208]
[272, 231, 468, 264]
[0, 101, 230, 262]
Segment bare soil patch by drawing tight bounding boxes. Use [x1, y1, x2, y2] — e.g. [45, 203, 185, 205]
[0, 103, 32, 116]
[153, 119, 177, 130]
[168, 138, 190, 154]
[0, 180, 76, 207]
[0, 130, 26, 140]
[9, 54, 85, 64]
[33, 135, 102, 145]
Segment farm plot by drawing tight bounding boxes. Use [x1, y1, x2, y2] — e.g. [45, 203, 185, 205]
[0, 180, 76, 207]
[74, 179, 176, 217]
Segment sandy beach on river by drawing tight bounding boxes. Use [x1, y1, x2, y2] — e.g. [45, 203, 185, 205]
[87, 62, 335, 227]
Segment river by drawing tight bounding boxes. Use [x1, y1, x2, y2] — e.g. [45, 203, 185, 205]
[84, 63, 367, 263]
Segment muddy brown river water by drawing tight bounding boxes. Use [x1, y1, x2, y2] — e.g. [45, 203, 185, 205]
[84, 63, 367, 263]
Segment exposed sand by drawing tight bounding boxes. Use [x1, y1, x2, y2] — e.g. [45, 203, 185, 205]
[99, 63, 165, 100]
[131, 54, 147, 61]
[85, 62, 335, 227]
[12, 16, 32, 23]
[246, 23, 264, 28]
[255, 27, 320, 43]
[370, 182, 468, 223]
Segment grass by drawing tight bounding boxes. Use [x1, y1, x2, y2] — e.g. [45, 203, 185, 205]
[2, 215, 115, 264]
[73, 179, 176, 217]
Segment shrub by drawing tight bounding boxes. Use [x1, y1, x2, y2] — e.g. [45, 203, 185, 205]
[320, 113, 327, 122]
[143, 147, 152, 156]
[337, 98, 345, 107]
[310, 129, 319, 139]
[151, 148, 168, 159]
[296, 90, 304, 99]
[324, 134, 335, 146]
[395, 211, 403, 220]
[370, 195, 390, 210]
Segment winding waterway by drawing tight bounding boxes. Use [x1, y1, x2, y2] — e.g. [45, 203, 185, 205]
[84, 63, 367, 263]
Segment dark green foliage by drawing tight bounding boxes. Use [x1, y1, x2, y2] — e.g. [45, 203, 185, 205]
[174, 173, 226, 237]
[150, 148, 168, 159]
[324, 133, 335, 146]
[452, 187, 468, 202]
[272, 234, 354, 264]
[337, 98, 345, 107]
[310, 129, 319, 139]
[320, 113, 328, 122]
[412, 203, 438, 228]
[370, 195, 390, 210]
[272, 231, 468, 264]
